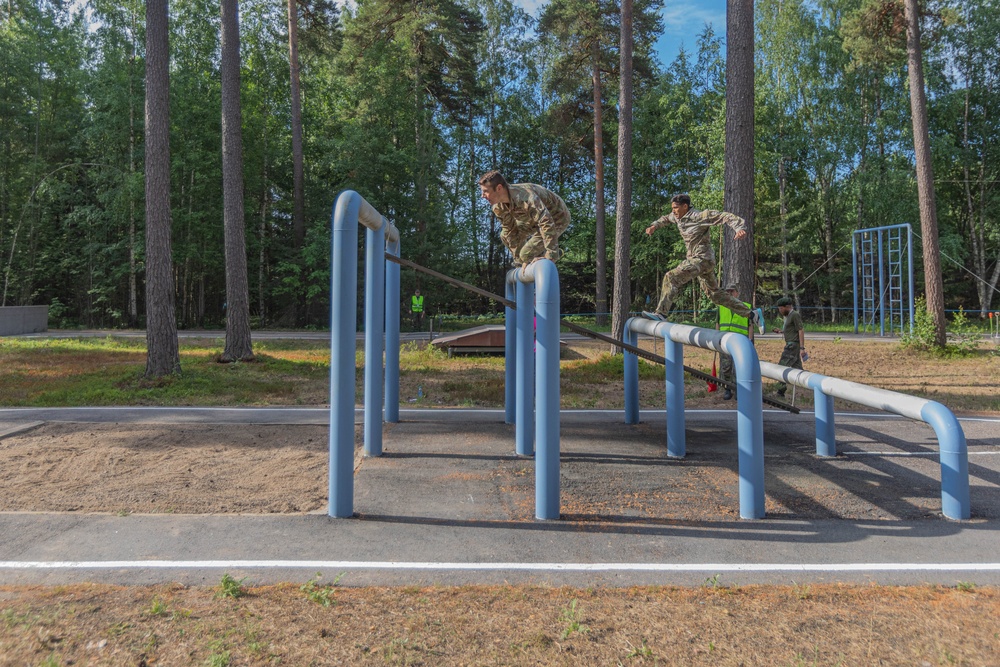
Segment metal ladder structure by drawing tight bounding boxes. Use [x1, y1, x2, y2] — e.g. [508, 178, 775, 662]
[852, 223, 914, 336]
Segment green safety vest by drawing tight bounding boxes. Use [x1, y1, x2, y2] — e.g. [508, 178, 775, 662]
[411, 294, 424, 313]
[719, 302, 751, 335]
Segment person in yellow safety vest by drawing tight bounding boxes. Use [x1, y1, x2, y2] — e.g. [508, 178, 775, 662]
[411, 289, 425, 328]
[717, 283, 754, 401]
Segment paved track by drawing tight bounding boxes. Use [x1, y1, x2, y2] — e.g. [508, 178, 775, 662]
[1, 407, 998, 587]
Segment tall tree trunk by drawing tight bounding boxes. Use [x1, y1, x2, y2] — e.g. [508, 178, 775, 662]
[220, 0, 253, 362]
[778, 155, 789, 296]
[722, 0, 755, 302]
[144, 0, 180, 377]
[128, 3, 138, 327]
[286, 0, 305, 251]
[592, 40, 607, 326]
[904, 0, 946, 347]
[610, 0, 633, 352]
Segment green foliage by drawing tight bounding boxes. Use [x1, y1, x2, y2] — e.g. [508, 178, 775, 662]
[300, 571, 345, 607]
[558, 599, 589, 639]
[215, 573, 248, 599]
[902, 297, 981, 357]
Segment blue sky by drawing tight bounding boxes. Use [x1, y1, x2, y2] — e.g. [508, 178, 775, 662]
[515, 0, 728, 67]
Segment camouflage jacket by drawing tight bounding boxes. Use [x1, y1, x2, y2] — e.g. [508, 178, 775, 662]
[650, 208, 746, 262]
[492, 183, 570, 259]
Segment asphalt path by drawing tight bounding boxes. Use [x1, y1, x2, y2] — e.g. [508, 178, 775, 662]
[1, 407, 998, 588]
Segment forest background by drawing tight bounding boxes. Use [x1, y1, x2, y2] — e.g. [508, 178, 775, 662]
[1, 0, 997, 331]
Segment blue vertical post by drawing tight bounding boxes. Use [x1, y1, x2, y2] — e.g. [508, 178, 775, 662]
[329, 192, 361, 518]
[364, 225, 386, 457]
[384, 236, 400, 424]
[504, 274, 516, 424]
[515, 276, 535, 456]
[534, 260, 560, 520]
[921, 403, 970, 520]
[623, 319, 639, 425]
[907, 224, 915, 334]
[661, 324, 686, 458]
[852, 232, 859, 334]
[727, 333, 765, 519]
[814, 387, 836, 457]
[877, 230, 886, 336]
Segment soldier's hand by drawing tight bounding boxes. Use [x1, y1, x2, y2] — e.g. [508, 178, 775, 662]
[645, 225, 657, 236]
[734, 229, 747, 240]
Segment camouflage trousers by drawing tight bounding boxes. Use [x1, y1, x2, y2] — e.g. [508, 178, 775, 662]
[775, 341, 803, 394]
[655, 258, 752, 318]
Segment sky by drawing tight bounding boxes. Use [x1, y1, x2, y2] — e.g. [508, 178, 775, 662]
[515, 0, 728, 67]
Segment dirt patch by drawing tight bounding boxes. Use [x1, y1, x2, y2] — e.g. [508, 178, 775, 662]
[0, 423, 336, 514]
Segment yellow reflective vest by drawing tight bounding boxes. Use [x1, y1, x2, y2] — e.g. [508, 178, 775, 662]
[719, 302, 751, 336]
[411, 294, 424, 313]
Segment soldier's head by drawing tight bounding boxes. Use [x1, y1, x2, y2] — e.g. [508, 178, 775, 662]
[670, 193, 691, 218]
[478, 170, 510, 205]
[725, 283, 740, 298]
[775, 296, 793, 315]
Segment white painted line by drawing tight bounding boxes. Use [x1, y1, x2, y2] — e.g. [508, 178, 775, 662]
[1, 560, 1000, 572]
[843, 451, 1000, 457]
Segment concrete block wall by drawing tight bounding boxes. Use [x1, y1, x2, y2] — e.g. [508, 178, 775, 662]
[0, 306, 48, 336]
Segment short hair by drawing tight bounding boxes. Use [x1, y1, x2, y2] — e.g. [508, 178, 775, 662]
[671, 193, 691, 207]
[478, 170, 509, 190]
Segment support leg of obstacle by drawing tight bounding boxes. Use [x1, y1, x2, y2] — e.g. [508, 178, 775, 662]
[364, 225, 385, 457]
[815, 388, 836, 457]
[330, 195, 360, 518]
[384, 236, 400, 423]
[728, 334, 766, 519]
[663, 330, 685, 458]
[504, 279, 516, 425]
[624, 321, 639, 425]
[515, 277, 535, 457]
[921, 403, 971, 520]
[534, 261, 560, 520]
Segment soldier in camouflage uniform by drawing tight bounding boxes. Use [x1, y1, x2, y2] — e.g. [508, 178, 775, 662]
[643, 194, 761, 331]
[478, 170, 570, 267]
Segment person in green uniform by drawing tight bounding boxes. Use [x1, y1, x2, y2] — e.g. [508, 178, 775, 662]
[411, 288, 424, 328]
[717, 283, 754, 400]
[478, 170, 570, 268]
[642, 193, 762, 333]
[772, 296, 806, 397]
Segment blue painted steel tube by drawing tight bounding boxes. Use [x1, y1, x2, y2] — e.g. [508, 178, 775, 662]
[877, 230, 886, 336]
[725, 332, 766, 519]
[329, 192, 361, 518]
[515, 276, 535, 456]
[814, 388, 836, 457]
[532, 260, 561, 520]
[623, 319, 640, 425]
[504, 273, 516, 424]
[907, 224, 915, 334]
[759, 361, 971, 520]
[852, 233, 859, 334]
[921, 403, 971, 520]
[364, 225, 386, 457]
[384, 235, 400, 423]
[661, 327, 686, 459]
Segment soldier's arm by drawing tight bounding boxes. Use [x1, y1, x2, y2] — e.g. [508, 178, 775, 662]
[525, 193, 560, 259]
[645, 214, 672, 235]
[703, 210, 747, 237]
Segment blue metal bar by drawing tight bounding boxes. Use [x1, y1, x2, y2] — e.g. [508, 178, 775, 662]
[814, 389, 836, 457]
[532, 260, 560, 520]
[760, 361, 970, 520]
[364, 225, 385, 457]
[623, 319, 640, 425]
[504, 275, 516, 424]
[852, 232, 859, 334]
[663, 333, 685, 459]
[877, 229, 886, 336]
[384, 235, 400, 423]
[515, 276, 535, 457]
[329, 192, 361, 518]
[907, 224, 915, 334]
